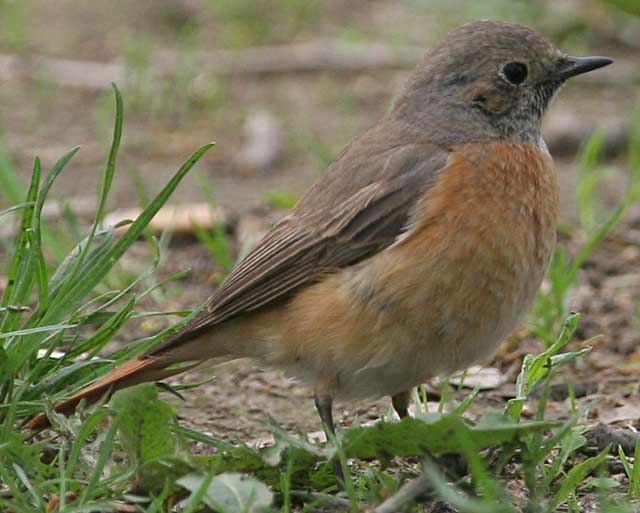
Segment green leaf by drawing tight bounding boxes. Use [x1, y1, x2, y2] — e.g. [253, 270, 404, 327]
[111, 383, 177, 465]
[178, 472, 273, 513]
[191, 439, 334, 491]
[587, 477, 621, 490]
[507, 313, 581, 420]
[175, 425, 234, 452]
[549, 446, 610, 510]
[342, 413, 556, 460]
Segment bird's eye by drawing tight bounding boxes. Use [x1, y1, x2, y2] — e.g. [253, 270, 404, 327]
[501, 62, 528, 85]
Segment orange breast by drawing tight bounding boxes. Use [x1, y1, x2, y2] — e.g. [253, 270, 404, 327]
[405, 141, 558, 271]
[273, 141, 559, 398]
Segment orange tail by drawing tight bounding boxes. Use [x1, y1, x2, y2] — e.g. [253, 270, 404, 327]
[26, 355, 199, 430]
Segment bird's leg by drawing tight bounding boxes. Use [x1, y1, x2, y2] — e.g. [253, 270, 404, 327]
[314, 389, 344, 484]
[391, 389, 411, 419]
[314, 392, 337, 439]
[391, 390, 466, 479]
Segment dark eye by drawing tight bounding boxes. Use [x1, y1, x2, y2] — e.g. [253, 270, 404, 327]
[501, 62, 528, 85]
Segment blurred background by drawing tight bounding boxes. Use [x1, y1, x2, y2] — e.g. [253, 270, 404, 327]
[0, 0, 638, 213]
[0, 0, 639, 438]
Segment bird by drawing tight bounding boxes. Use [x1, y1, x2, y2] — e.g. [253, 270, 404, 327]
[28, 21, 612, 444]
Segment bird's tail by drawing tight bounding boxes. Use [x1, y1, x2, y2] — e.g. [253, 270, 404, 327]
[26, 354, 200, 430]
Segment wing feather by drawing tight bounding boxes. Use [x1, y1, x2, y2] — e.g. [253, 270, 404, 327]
[148, 123, 450, 354]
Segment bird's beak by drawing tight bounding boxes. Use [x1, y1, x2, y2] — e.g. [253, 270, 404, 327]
[556, 56, 613, 80]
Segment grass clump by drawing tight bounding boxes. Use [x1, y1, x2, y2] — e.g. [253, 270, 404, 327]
[0, 85, 213, 510]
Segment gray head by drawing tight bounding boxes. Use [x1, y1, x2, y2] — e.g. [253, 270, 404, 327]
[392, 20, 612, 146]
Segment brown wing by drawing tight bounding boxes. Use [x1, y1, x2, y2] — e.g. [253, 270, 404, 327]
[148, 122, 449, 354]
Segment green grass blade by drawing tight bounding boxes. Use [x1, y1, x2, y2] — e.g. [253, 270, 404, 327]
[549, 447, 610, 510]
[0, 141, 27, 205]
[0, 464, 33, 512]
[618, 445, 634, 495]
[66, 408, 112, 478]
[12, 463, 44, 510]
[54, 84, 124, 311]
[80, 414, 121, 503]
[24, 359, 111, 401]
[422, 459, 514, 513]
[0, 323, 76, 340]
[577, 130, 606, 230]
[58, 442, 67, 511]
[73, 298, 136, 360]
[46, 226, 115, 302]
[27, 158, 50, 313]
[96, 83, 123, 226]
[0, 158, 40, 332]
[632, 438, 640, 498]
[180, 472, 215, 513]
[41, 142, 214, 326]
[192, 220, 233, 271]
[30, 148, 81, 311]
[138, 268, 192, 300]
[4, 328, 69, 388]
[0, 202, 35, 221]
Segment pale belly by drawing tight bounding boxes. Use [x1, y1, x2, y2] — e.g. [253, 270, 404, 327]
[322, 244, 546, 400]
[332, 296, 534, 400]
[271, 221, 551, 400]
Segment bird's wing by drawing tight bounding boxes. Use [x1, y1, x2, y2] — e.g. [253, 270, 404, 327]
[148, 127, 450, 354]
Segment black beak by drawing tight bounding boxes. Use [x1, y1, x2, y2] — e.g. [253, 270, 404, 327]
[556, 56, 613, 80]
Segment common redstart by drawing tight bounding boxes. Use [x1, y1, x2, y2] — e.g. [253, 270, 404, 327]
[29, 21, 612, 441]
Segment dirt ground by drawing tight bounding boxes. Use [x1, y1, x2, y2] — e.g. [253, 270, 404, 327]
[2, 1, 640, 449]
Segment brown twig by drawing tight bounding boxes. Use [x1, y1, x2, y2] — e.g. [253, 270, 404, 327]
[0, 201, 229, 240]
[102, 203, 227, 235]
